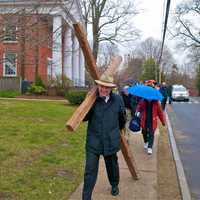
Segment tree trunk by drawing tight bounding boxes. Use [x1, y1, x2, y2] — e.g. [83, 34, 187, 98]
[19, 13, 26, 80]
[92, 30, 99, 61]
[91, 0, 100, 61]
[34, 14, 39, 81]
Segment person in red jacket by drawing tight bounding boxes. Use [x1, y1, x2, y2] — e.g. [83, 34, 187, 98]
[136, 99, 165, 154]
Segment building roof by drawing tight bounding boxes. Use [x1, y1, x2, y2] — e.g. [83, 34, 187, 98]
[0, 0, 63, 2]
[0, 0, 84, 24]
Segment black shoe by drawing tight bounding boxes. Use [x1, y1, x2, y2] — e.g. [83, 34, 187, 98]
[111, 186, 119, 196]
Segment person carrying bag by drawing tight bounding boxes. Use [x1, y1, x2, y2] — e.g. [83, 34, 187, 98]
[129, 113, 141, 132]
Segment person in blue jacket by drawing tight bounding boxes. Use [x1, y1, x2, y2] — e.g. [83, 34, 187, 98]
[82, 74, 126, 200]
[159, 82, 168, 110]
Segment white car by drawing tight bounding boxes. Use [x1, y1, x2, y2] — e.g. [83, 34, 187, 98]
[172, 85, 189, 101]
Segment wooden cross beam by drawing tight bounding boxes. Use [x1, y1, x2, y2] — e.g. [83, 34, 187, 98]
[66, 23, 140, 180]
[66, 56, 121, 132]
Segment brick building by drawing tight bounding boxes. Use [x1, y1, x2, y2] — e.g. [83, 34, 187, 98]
[0, 0, 85, 86]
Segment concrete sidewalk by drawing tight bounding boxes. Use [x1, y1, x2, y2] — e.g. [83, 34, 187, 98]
[69, 129, 159, 200]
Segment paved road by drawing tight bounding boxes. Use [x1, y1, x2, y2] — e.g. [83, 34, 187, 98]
[167, 97, 200, 200]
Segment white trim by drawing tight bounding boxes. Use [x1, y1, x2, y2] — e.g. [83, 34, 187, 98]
[3, 41, 18, 44]
[0, 2, 63, 6]
[72, 34, 80, 86]
[79, 48, 85, 86]
[0, 1, 84, 24]
[3, 52, 17, 77]
[52, 15, 62, 77]
[63, 27, 73, 80]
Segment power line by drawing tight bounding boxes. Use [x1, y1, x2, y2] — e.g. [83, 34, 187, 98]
[158, 0, 171, 65]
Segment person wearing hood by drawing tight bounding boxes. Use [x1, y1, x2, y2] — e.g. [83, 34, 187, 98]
[121, 86, 138, 117]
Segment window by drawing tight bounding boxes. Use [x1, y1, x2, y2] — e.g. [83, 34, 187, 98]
[4, 23, 17, 42]
[3, 53, 17, 76]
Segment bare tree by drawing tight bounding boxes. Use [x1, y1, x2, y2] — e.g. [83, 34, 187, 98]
[187, 47, 200, 64]
[169, 0, 200, 79]
[117, 55, 143, 86]
[172, 0, 200, 49]
[0, 3, 54, 81]
[82, 0, 139, 60]
[97, 42, 119, 68]
[0, 1, 70, 82]
[134, 37, 174, 74]
[165, 63, 196, 90]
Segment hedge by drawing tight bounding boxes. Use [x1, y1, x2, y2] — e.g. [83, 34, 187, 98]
[65, 90, 87, 105]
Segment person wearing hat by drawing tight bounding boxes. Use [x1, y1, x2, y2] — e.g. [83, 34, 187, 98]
[82, 74, 126, 200]
[145, 79, 157, 88]
[120, 85, 138, 121]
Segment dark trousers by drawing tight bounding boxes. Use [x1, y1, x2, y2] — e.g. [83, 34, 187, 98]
[82, 151, 119, 200]
[142, 128, 155, 148]
[169, 96, 172, 104]
[161, 98, 167, 110]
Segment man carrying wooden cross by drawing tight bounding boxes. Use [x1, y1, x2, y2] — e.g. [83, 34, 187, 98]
[82, 73, 126, 200]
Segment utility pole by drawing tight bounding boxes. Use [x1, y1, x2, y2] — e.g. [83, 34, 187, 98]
[158, 0, 171, 83]
[159, 64, 162, 83]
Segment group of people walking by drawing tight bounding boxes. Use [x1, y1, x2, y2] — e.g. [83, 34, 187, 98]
[82, 75, 169, 200]
[121, 80, 166, 155]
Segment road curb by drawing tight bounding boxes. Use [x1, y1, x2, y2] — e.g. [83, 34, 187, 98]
[166, 112, 192, 200]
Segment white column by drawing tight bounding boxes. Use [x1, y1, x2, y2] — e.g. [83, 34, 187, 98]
[79, 49, 85, 86]
[72, 34, 80, 86]
[63, 27, 73, 80]
[52, 15, 62, 78]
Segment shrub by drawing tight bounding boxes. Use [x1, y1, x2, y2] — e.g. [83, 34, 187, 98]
[47, 75, 73, 96]
[28, 84, 46, 95]
[65, 90, 87, 105]
[35, 76, 46, 88]
[0, 90, 20, 98]
[47, 75, 73, 89]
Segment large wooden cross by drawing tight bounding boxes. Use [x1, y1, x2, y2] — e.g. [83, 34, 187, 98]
[66, 23, 139, 180]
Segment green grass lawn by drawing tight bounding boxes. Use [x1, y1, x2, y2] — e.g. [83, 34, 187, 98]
[0, 99, 86, 200]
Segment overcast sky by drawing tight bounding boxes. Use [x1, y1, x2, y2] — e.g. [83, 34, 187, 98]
[132, 0, 185, 64]
[134, 0, 182, 40]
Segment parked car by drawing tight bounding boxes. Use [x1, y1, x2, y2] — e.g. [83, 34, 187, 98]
[172, 85, 189, 101]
